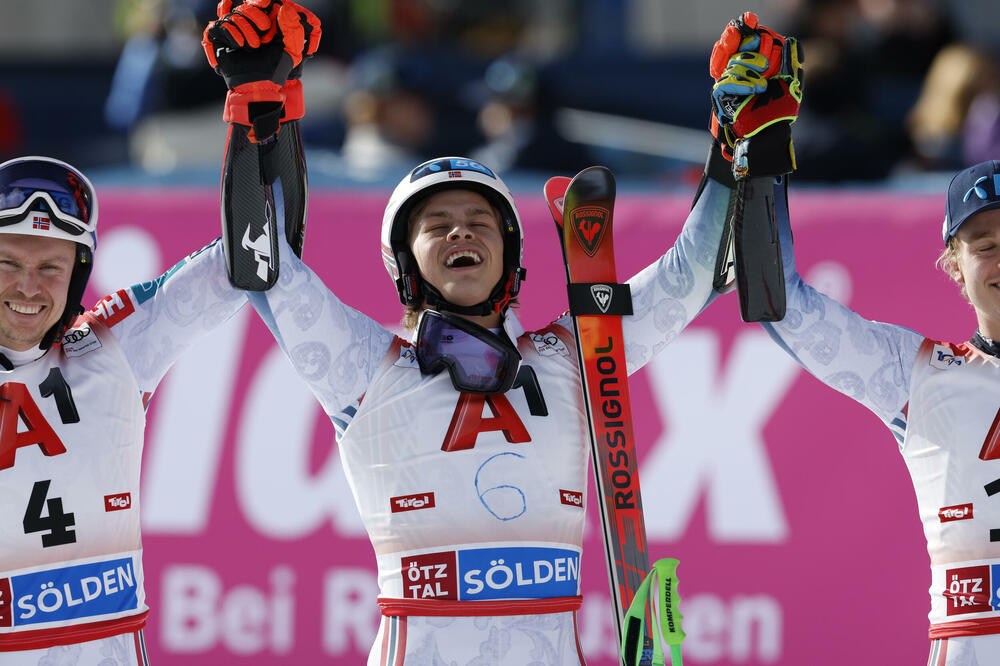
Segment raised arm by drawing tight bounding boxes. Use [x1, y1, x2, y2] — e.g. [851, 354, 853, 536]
[621, 165, 731, 374]
[247, 238, 396, 421]
[90, 238, 247, 393]
[203, 3, 395, 419]
[701, 12, 924, 428]
[759, 178, 922, 429]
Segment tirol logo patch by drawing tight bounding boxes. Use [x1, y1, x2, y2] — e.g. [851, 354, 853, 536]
[939, 503, 973, 523]
[390, 492, 435, 513]
[559, 489, 583, 507]
[590, 284, 613, 313]
[104, 493, 132, 512]
[571, 206, 609, 256]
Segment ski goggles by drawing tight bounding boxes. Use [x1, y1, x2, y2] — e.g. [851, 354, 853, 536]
[415, 309, 521, 394]
[0, 157, 97, 247]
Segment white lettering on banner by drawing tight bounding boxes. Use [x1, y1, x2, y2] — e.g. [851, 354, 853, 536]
[143, 311, 248, 533]
[683, 595, 782, 663]
[322, 568, 379, 655]
[237, 347, 366, 538]
[577, 592, 781, 662]
[155, 563, 780, 661]
[160, 565, 294, 655]
[641, 329, 798, 541]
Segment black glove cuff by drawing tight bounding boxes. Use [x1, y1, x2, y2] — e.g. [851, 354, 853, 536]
[705, 139, 737, 189]
[737, 122, 794, 178]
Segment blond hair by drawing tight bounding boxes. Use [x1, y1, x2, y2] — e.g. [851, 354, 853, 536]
[936, 236, 968, 301]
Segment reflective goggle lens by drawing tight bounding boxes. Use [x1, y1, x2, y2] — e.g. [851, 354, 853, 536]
[416, 310, 520, 394]
[0, 159, 94, 232]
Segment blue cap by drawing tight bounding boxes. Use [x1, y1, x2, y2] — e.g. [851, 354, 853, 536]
[943, 160, 1000, 243]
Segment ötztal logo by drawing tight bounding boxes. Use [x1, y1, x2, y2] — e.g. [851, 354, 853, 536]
[402, 551, 457, 600]
[390, 492, 435, 513]
[939, 503, 973, 523]
[945, 565, 991, 615]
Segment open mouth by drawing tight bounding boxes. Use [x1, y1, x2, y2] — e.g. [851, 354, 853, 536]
[445, 250, 483, 268]
[7, 302, 44, 315]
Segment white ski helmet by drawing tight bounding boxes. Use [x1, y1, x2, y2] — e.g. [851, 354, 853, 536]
[381, 157, 525, 315]
[0, 155, 98, 348]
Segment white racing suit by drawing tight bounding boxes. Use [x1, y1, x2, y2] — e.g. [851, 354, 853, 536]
[0, 239, 245, 665]
[247, 179, 733, 664]
[761, 177, 1000, 666]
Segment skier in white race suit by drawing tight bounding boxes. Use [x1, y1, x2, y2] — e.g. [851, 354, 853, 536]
[0, 156, 246, 666]
[710, 10, 1000, 666]
[202, 3, 801, 664]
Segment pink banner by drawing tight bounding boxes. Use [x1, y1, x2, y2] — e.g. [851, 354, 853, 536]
[88, 185, 954, 665]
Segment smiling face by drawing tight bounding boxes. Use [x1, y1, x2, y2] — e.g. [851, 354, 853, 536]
[408, 188, 504, 327]
[952, 209, 1000, 339]
[0, 234, 75, 351]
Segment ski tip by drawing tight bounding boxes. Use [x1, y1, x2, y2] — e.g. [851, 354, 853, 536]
[568, 165, 616, 201]
[544, 176, 572, 225]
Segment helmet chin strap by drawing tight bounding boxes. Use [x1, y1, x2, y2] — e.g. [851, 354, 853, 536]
[421, 281, 499, 317]
[414, 265, 523, 319]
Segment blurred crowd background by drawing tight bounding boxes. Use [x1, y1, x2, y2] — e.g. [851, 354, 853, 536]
[3, 0, 999, 189]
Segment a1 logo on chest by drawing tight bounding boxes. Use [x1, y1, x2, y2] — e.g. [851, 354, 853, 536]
[0, 368, 80, 470]
[440, 365, 548, 452]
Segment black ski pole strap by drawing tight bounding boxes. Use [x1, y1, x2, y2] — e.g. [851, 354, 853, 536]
[567, 282, 633, 316]
[221, 123, 280, 290]
[732, 175, 785, 322]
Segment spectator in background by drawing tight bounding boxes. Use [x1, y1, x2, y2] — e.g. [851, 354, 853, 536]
[339, 45, 437, 178]
[961, 50, 1000, 167]
[469, 54, 592, 175]
[773, 0, 956, 181]
[104, 0, 224, 132]
[907, 44, 1000, 171]
[778, 0, 907, 180]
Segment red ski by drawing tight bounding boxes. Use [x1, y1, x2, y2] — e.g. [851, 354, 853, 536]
[545, 167, 654, 665]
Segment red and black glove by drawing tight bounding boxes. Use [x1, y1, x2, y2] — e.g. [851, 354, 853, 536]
[707, 12, 803, 176]
[202, 0, 321, 142]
